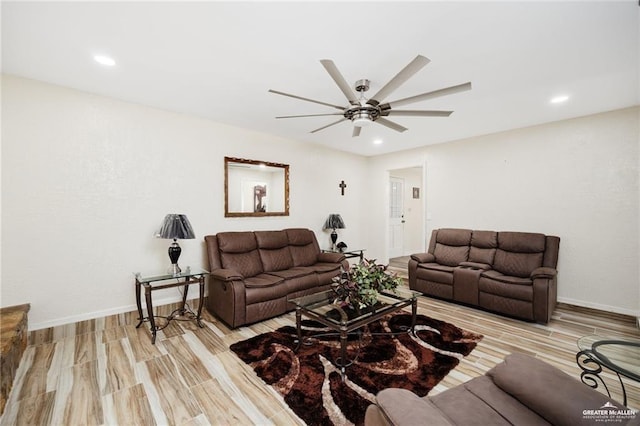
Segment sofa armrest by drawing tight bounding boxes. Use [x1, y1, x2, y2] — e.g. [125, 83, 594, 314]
[318, 252, 347, 264]
[211, 268, 244, 281]
[410, 253, 435, 263]
[372, 389, 455, 426]
[530, 267, 557, 279]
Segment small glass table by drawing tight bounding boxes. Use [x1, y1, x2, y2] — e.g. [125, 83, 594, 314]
[322, 248, 365, 261]
[289, 287, 419, 378]
[134, 267, 209, 344]
[576, 335, 640, 406]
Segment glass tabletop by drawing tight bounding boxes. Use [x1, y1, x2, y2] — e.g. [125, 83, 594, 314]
[578, 335, 640, 381]
[134, 267, 210, 284]
[289, 286, 419, 326]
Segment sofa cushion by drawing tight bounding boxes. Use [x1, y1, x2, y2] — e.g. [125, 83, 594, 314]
[488, 353, 622, 426]
[219, 251, 264, 278]
[493, 250, 543, 278]
[244, 274, 287, 304]
[498, 232, 546, 252]
[255, 231, 294, 272]
[434, 244, 469, 267]
[285, 228, 316, 245]
[267, 266, 315, 280]
[436, 228, 472, 246]
[479, 275, 533, 302]
[217, 231, 258, 253]
[430, 379, 516, 425]
[468, 231, 497, 265]
[376, 389, 456, 426]
[481, 270, 533, 286]
[255, 230, 289, 249]
[286, 228, 320, 267]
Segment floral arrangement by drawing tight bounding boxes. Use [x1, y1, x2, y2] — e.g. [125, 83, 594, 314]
[331, 258, 403, 309]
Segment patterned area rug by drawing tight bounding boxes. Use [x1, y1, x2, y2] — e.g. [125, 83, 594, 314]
[230, 312, 483, 426]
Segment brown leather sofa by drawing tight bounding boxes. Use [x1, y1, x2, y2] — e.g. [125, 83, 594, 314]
[365, 353, 638, 426]
[204, 228, 348, 328]
[409, 228, 560, 323]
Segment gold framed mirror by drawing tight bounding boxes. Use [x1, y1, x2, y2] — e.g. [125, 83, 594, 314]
[224, 157, 290, 217]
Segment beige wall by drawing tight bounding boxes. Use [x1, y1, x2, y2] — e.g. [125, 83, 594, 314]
[367, 107, 639, 317]
[1, 75, 367, 328]
[2, 75, 638, 327]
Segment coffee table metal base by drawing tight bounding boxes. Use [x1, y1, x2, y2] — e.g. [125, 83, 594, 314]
[294, 297, 417, 379]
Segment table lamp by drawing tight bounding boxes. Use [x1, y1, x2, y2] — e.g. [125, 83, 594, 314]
[323, 214, 345, 250]
[158, 214, 195, 275]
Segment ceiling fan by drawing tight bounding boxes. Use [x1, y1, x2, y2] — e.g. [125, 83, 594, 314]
[269, 55, 471, 137]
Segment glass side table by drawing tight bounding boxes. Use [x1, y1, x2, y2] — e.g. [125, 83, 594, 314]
[134, 267, 209, 344]
[322, 248, 366, 261]
[576, 335, 640, 406]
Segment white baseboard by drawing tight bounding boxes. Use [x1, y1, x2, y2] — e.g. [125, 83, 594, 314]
[29, 294, 198, 331]
[557, 296, 640, 320]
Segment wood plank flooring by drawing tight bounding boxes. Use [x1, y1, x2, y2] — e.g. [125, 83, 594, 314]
[2, 278, 639, 425]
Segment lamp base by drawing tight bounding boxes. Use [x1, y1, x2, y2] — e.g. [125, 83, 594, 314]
[330, 230, 338, 251]
[169, 263, 181, 276]
[168, 239, 182, 276]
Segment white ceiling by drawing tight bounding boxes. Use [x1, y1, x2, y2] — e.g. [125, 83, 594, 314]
[2, 1, 639, 156]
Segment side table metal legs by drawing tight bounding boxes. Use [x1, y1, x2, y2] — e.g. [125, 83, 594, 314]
[135, 279, 144, 328]
[577, 350, 628, 406]
[196, 280, 205, 328]
[143, 283, 158, 344]
[134, 273, 206, 344]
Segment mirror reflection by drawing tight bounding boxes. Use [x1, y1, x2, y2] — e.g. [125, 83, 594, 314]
[224, 157, 290, 217]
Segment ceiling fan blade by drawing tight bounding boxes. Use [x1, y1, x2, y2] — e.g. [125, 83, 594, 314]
[375, 118, 408, 133]
[320, 60, 359, 106]
[367, 55, 430, 106]
[352, 126, 362, 137]
[385, 110, 453, 117]
[310, 118, 348, 134]
[276, 113, 344, 119]
[386, 82, 472, 108]
[268, 89, 345, 110]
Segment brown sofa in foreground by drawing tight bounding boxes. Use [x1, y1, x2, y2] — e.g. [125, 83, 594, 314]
[409, 228, 560, 323]
[204, 228, 348, 328]
[365, 353, 638, 426]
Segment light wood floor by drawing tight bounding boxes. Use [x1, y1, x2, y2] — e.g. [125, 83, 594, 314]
[2, 283, 639, 425]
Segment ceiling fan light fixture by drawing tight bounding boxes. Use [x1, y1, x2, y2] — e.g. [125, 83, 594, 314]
[352, 112, 373, 127]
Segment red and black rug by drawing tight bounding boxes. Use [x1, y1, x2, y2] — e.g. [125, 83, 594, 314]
[230, 312, 483, 426]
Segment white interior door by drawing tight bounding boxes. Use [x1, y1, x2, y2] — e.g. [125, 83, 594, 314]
[389, 176, 404, 258]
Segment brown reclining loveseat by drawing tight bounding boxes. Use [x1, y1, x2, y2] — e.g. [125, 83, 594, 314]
[204, 228, 348, 328]
[409, 228, 560, 323]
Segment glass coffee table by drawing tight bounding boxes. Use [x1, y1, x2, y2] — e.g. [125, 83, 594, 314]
[576, 335, 640, 406]
[289, 287, 420, 378]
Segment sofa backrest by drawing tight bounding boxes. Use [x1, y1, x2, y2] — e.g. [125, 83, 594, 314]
[469, 230, 498, 265]
[214, 231, 264, 278]
[285, 228, 320, 267]
[255, 230, 294, 272]
[493, 232, 546, 278]
[430, 228, 472, 267]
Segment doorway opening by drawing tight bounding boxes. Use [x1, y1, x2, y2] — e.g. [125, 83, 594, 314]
[388, 166, 425, 267]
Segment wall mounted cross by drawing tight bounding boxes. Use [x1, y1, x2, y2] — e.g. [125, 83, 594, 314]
[339, 180, 347, 196]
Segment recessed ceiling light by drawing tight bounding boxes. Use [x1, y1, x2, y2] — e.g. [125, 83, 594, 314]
[373, 139, 383, 145]
[550, 95, 569, 104]
[93, 55, 116, 67]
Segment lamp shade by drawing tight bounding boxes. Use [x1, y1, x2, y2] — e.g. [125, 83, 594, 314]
[158, 214, 195, 240]
[323, 214, 345, 230]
